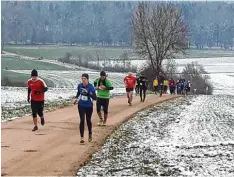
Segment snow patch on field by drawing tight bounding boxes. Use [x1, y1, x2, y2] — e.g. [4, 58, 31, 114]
[77, 96, 234, 176]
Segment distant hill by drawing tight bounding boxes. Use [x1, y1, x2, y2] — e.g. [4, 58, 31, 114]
[1, 1, 234, 49]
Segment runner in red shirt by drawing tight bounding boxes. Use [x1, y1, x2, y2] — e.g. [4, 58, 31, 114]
[169, 78, 175, 95]
[27, 69, 48, 131]
[124, 72, 136, 106]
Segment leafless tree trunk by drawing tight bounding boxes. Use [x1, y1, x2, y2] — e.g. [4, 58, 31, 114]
[1, 41, 4, 54]
[132, 2, 188, 76]
[95, 50, 105, 68]
[95, 50, 101, 67]
[165, 59, 178, 78]
[120, 51, 129, 69]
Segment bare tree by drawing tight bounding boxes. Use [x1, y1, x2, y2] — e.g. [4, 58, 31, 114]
[95, 50, 101, 67]
[182, 61, 207, 79]
[182, 62, 213, 95]
[77, 53, 83, 67]
[132, 2, 188, 75]
[120, 51, 129, 69]
[165, 59, 178, 78]
[95, 50, 105, 67]
[1, 41, 4, 54]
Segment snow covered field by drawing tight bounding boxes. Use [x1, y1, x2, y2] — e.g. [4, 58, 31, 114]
[77, 57, 234, 176]
[92, 57, 234, 73]
[77, 96, 234, 176]
[1, 57, 234, 120]
[1, 71, 126, 107]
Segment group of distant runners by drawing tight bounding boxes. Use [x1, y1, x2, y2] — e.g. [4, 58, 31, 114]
[27, 69, 191, 144]
[152, 75, 192, 96]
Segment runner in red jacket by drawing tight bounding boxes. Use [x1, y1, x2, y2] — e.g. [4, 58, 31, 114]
[169, 78, 175, 95]
[27, 69, 48, 131]
[124, 72, 136, 106]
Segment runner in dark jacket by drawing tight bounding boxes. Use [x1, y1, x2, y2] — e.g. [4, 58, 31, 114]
[158, 72, 165, 96]
[138, 74, 148, 102]
[135, 75, 140, 95]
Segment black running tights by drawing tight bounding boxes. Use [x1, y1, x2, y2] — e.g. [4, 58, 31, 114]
[78, 105, 93, 137]
[140, 88, 146, 101]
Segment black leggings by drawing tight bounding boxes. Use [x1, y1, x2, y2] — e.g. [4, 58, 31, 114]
[169, 86, 174, 94]
[78, 105, 93, 137]
[140, 87, 146, 101]
[135, 85, 139, 94]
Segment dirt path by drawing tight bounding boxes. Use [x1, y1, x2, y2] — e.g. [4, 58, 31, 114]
[1, 95, 178, 176]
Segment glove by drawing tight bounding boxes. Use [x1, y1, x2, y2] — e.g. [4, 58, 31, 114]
[27, 96, 30, 103]
[34, 90, 41, 95]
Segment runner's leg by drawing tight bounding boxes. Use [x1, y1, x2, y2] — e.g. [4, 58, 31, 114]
[78, 105, 85, 139]
[126, 88, 131, 104]
[31, 100, 38, 131]
[85, 107, 93, 141]
[140, 87, 143, 102]
[143, 88, 146, 102]
[103, 99, 109, 125]
[160, 84, 163, 96]
[130, 90, 133, 104]
[38, 101, 45, 126]
[96, 98, 103, 125]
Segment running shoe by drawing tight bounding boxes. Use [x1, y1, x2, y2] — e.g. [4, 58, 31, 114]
[98, 118, 103, 126]
[80, 137, 85, 144]
[88, 135, 92, 142]
[32, 126, 38, 131]
[102, 120, 107, 126]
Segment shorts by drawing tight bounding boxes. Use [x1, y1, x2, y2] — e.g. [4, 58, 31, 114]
[31, 100, 44, 118]
[126, 88, 134, 92]
[96, 97, 109, 114]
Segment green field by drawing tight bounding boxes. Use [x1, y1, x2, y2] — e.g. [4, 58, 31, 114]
[1, 56, 65, 87]
[3, 45, 134, 60]
[2, 70, 30, 84]
[1, 70, 54, 87]
[3, 45, 234, 60]
[1, 56, 69, 70]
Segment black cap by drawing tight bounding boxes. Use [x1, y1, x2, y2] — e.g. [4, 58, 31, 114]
[31, 69, 38, 77]
[82, 73, 89, 80]
[100, 71, 106, 76]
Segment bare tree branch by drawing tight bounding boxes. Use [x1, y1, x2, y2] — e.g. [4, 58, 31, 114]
[132, 2, 188, 75]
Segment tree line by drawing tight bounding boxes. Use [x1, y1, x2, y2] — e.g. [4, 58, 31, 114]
[2, 1, 234, 50]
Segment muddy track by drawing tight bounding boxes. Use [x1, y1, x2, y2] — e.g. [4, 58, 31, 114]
[1, 95, 177, 176]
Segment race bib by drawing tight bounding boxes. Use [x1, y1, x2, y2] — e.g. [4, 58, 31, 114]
[81, 95, 88, 101]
